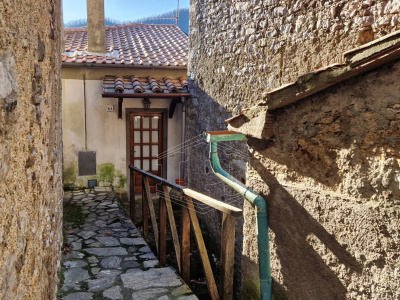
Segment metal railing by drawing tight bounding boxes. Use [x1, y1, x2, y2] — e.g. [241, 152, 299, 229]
[129, 166, 243, 300]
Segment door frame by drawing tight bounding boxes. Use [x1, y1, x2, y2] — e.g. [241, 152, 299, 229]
[126, 108, 168, 192]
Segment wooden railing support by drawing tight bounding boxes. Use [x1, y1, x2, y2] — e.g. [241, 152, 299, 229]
[163, 185, 182, 273]
[159, 189, 167, 266]
[128, 166, 242, 300]
[181, 202, 191, 285]
[142, 180, 149, 235]
[220, 214, 236, 300]
[144, 177, 159, 251]
[129, 169, 135, 223]
[186, 196, 220, 300]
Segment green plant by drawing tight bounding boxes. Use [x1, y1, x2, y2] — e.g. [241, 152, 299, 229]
[116, 171, 127, 190]
[98, 163, 115, 186]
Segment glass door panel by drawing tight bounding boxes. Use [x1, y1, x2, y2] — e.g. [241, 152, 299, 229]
[143, 159, 150, 171]
[134, 145, 141, 157]
[152, 145, 158, 157]
[134, 131, 140, 143]
[133, 116, 141, 128]
[143, 117, 150, 129]
[152, 131, 159, 143]
[143, 131, 150, 143]
[152, 117, 159, 129]
[152, 159, 158, 171]
[143, 145, 150, 157]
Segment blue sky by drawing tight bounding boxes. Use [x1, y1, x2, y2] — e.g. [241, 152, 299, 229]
[63, 0, 190, 23]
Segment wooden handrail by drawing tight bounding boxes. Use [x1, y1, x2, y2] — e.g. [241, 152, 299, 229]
[129, 166, 243, 217]
[129, 166, 242, 300]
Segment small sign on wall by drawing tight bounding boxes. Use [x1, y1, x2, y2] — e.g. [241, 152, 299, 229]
[107, 105, 114, 112]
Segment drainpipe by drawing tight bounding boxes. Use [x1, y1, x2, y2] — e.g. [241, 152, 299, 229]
[204, 131, 272, 300]
[180, 97, 186, 179]
[83, 72, 88, 150]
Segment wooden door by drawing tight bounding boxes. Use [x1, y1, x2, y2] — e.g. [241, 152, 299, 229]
[130, 112, 163, 194]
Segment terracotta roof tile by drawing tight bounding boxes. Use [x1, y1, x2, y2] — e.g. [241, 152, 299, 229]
[63, 23, 188, 68]
[163, 77, 178, 93]
[102, 75, 189, 95]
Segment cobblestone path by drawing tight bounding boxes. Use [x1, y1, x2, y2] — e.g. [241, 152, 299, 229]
[59, 190, 198, 300]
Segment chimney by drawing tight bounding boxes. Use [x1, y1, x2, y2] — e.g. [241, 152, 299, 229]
[87, 0, 106, 53]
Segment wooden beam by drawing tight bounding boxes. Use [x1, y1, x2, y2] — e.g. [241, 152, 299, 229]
[144, 177, 159, 251]
[129, 167, 243, 217]
[266, 46, 400, 111]
[158, 193, 167, 266]
[183, 189, 242, 217]
[142, 180, 149, 235]
[118, 97, 123, 119]
[186, 196, 220, 300]
[220, 214, 236, 300]
[163, 185, 182, 273]
[181, 203, 191, 285]
[169, 98, 180, 118]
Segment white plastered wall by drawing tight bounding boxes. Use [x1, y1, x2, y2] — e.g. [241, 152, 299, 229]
[62, 77, 184, 189]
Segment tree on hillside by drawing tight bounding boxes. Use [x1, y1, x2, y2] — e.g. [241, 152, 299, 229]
[64, 8, 189, 34]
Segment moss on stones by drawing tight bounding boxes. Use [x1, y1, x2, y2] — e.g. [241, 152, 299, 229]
[63, 201, 87, 226]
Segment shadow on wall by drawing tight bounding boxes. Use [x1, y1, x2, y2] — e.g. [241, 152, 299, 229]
[240, 63, 400, 299]
[185, 82, 248, 299]
[254, 63, 400, 202]
[249, 157, 363, 299]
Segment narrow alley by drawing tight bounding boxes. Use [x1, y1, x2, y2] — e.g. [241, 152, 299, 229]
[59, 190, 197, 300]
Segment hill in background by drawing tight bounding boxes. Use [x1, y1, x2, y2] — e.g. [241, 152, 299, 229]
[64, 8, 189, 34]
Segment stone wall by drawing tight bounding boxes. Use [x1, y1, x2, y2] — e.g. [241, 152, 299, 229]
[187, 0, 400, 299]
[0, 1, 63, 299]
[244, 61, 400, 299]
[189, 0, 400, 113]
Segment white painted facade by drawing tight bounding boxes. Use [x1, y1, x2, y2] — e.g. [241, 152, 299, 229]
[62, 67, 186, 190]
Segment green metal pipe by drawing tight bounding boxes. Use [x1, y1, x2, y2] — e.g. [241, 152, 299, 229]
[205, 133, 272, 300]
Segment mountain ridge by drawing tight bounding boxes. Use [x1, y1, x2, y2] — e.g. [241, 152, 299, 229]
[64, 8, 189, 34]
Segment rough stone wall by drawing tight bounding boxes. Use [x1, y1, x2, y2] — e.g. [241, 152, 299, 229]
[245, 61, 400, 299]
[187, 0, 400, 299]
[188, 0, 400, 113]
[184, 99, 246, 297]
[0, 1, 63, 299]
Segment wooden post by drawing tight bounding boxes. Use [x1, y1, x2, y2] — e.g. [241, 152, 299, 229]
[181, 198, 191, 285]
[220, 214, 236, 300]
[144, 177, 159, 251]
[158, 187, 167, 266]
[142, 179, 149, 235]
[186, 196, 220, 300]
[163, 185, 182, 272]
[129, 169, 135, 224]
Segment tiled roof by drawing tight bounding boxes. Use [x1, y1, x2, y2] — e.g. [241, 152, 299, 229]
[102, 75, 189, 95]
[62, 23, 188, 67]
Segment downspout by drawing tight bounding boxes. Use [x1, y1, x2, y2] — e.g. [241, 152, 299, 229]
[83, 72, 88, 150]
[204, 131, 272, 300]
[180, 97, 186, 179]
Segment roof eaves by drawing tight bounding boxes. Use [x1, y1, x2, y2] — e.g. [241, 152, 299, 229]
[61, 62, 188, 70]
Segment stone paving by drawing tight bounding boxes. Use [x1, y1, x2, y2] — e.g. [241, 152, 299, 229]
[59, 190, 198, 300]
